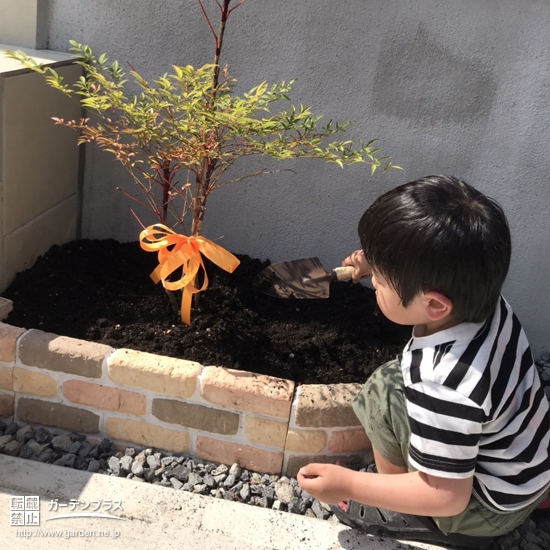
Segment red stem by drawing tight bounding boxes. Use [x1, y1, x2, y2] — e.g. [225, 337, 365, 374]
[197, 0, 219, 45]
[161, 165, 171, 225]
[191, 0, 247, 236]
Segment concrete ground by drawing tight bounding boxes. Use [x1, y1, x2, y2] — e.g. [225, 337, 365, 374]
[0, 454, 447, 550]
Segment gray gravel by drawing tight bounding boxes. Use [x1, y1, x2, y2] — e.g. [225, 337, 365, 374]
[0, 355, 548, 549]
[0, 419, 332, 520]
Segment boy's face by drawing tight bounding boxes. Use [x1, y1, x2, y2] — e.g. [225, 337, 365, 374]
[371, 271, 430, 326]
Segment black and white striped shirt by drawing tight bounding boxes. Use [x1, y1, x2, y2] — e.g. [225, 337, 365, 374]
[400, 297, 550, 513]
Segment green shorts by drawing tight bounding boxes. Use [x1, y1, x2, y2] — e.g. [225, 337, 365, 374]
[352, 359, 550, 537]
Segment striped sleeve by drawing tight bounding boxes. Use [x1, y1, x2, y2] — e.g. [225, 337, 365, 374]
[406, 381, 485, 478]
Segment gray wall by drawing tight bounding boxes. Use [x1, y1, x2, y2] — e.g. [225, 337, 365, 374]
[46, 0, 550, 354]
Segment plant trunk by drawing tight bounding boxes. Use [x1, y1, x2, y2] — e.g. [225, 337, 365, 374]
[158, 163, 181, 316]
[188, 0, 237, 313]
[212, 0, 231, 89]
[161, 164, 171, 224]
[189, 1, 231, 237]
[191, 167, 212, 237]
[165, 288, 181, 318]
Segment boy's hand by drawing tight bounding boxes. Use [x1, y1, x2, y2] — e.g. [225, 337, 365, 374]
[297, 463, 353, 504]
[342, 249, 371, 283]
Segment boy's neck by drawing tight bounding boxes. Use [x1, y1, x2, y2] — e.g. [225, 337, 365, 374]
[417, 315, 461, 337]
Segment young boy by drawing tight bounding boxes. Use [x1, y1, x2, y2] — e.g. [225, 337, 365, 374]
[297, 175, 550, 548]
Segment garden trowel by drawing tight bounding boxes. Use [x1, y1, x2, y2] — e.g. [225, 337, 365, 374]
[257, 257, 354, 299]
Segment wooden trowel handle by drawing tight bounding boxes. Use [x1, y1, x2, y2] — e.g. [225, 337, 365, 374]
[331, 266, 355, 281]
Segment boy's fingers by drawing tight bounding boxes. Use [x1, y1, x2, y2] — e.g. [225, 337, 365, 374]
[352, 268, 364, 283]
[342, 250, 371, 283]
[298, 464, 316, 476]
[298, 463, 325, 478]
[346, 264, 365, 283]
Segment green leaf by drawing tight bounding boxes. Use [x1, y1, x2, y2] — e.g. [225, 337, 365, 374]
[13, 40, 397, 241]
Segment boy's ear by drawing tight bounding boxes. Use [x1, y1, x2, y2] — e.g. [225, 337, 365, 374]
[424, 291, 453, 321]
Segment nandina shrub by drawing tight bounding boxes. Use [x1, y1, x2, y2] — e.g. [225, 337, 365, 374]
[6, 0, 399, 323]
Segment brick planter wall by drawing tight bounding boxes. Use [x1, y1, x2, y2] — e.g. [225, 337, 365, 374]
[0, 321, 372, 475]
[284, 384, 372, 477]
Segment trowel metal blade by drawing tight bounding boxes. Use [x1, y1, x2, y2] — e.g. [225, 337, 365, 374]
[257, 257, 332, 299]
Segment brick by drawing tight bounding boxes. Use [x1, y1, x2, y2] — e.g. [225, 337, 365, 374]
[195, 435, 283, 474]
[285, 429, 327, 453]
[17, 397, 99, 433]
[285, 453, 369, 478]
[18, 329, 111, 378]
[63, 380, 146, 416]
[328, 429, 371, 453]
[13, 367, 57, 397]
[294, 383, 363, 428]
[0, 323, 25, 363]
[106, 417, 189, 453]
[201, 366, 294, 418]
[109, 349, 200, 398]
[0, 392, 14, 416]
[244, 416, 288, 449]
[0, 366, 12, 391]
[152, 398, 239, 435]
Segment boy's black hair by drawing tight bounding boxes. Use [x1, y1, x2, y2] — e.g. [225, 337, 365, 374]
[358, 175, 511, 323]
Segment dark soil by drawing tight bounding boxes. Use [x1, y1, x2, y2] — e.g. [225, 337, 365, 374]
[2, 239, 410, 385]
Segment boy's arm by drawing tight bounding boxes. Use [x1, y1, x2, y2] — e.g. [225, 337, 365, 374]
[297, 463, 473, 517]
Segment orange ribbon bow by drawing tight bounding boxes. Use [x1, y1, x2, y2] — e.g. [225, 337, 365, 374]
[139, 224, 240, 325]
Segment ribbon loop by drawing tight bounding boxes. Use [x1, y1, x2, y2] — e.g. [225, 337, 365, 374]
[139, 224, 240, 325]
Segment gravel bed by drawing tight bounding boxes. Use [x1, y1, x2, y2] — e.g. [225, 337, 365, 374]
[1, 356, 549, 549]
[0, 419, 335, 521]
